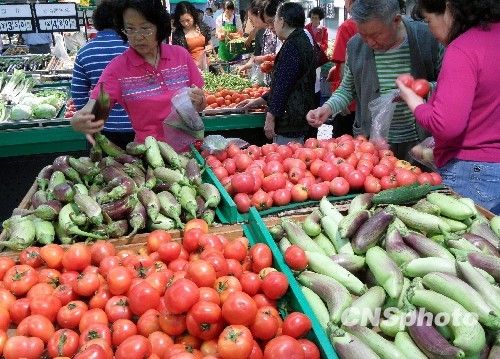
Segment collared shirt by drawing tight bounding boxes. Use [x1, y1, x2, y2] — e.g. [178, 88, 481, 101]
[22, 32, 52, 45]
[91, 43, 204, 143]
[72, 29, 131, 132]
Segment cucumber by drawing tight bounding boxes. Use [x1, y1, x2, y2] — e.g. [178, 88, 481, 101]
[372, 183, 432, 205]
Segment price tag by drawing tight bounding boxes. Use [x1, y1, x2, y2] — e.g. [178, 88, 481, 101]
[0, 4, 34, 34]
[34, 2, 79, 32]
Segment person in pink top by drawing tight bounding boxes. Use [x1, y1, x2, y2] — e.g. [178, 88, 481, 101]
[397, 0, 500, 214]
[71, 0, 206, 149]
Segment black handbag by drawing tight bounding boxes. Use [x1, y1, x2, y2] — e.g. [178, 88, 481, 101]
[313, 41, 329, 68]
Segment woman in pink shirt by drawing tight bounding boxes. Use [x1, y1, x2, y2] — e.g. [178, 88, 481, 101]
[71, 0, 206, 149]
[397, 0, 500, 214]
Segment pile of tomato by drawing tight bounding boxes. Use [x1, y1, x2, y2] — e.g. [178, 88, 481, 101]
[64, 99, 77, 119]
[0, 219, 321, 359]
[205, 86, 269, 110]
[199, 135, 443, 213]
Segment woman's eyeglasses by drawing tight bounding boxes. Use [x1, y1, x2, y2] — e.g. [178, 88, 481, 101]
[122, 27, 155, 37]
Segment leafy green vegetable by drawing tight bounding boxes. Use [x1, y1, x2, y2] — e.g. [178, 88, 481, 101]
[33, 103, 57, 119]
[203, 72, 252, 93]
[10, 104, 32, 121]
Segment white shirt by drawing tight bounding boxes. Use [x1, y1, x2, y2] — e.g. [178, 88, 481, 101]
[215, 12, 243, 33]
[304, 30, 321, 93]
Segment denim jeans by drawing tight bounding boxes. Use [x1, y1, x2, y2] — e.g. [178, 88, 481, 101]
[274, 135, 304, 145]
[439, 159, 500, 214]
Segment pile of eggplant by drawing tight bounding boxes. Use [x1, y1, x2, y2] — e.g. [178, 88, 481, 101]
[1, 134, 221, 250]
[270, 195, 500, 359]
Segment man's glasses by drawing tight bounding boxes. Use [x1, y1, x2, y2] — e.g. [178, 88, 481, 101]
[122, 27, 155, 38]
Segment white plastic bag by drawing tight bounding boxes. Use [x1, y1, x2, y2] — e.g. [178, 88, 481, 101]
[369, 90, 399, 149]
[410, 136, 437, 171]
[171, 87, 204, 131]
[201, 135, 249, 154]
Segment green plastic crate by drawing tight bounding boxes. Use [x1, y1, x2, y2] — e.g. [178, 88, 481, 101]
[191, 145, 357, 224]
[242, 207, 338, 359]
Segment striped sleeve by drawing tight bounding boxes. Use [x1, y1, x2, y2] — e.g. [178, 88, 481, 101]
[71, 57, 91, 110]
[325, 64, 356, 114]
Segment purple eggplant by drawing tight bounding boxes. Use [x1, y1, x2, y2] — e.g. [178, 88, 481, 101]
[132, 174, 146, 188]
[99, 157, 124, 171]
[408, 316, 465, 359]
[52, 183, 75, 203]
[467, 252, 500, 282]
[101, 165, 128, 183]
[338, 210, 370, 239]
[36, 165, 53, 191]
[52, 155, 70, 171]
[185, 158, 202, 185]
[469, 219, 499, 249]
[330, 253, 366, 273]
[152, 181, 171, 192]
[402, 231, 454, 260]
[115, 153, 143, 166]
[98, 176, 136, 204]
[196, 196, 206, 217]
[106, 220, 129, 238]
[74, 193, 103, 226]
[463, 233, 499, 256]
[68, 157, 98, 177]
[348, 193, 374, 214]
[101, 195, 137, 221]
[123, 163, 145, 179]
[31, 190, 48, 209]
[126, 142, 146, 156]
[127, 201, 146, 241]
[385, 225, 420, 266]
[327, 324, 380, 359]
[89, 143, 103, 162]
[352, 209, 393, 254]
[31, 200, 62, 221]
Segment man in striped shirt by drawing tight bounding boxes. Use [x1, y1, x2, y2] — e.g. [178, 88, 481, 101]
[307, 0, 442, 160]
[71, 0, 133, 148]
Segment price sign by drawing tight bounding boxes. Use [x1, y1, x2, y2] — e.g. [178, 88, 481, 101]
[34, 3, 79, 32]
[0, 4, 34, 34]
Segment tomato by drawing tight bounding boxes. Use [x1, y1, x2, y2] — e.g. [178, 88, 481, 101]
[53, 284, 78, 306]
[115, 335, 152, 359]
[73, 272, 100, 298]
[272, 189, 291, 206]
[371, 163, 390, 179]
[0, 330, 6, 355]
[345, 170, 366, 190]
[17, 314, 55, 343]
[145, 231, 172, 254]
[145, 271, 171, 296]
[282, 312, 312, 339]
[249, 340, 264, 359]
[251, 190, 272, 211]
[261, 272, 289, 299]
[3, 336, 44, 359]
[57, 300, 87, 329]
[101, 296, 130, 322]
[0, 257, 15, 281]
[396, 169, 418, 186]
[135, 309, 159, 337]
[380, 175, 398, 190]
[158, 310, 186, 336]
[73, 343, 108, 359]
[79, 322, 112, 347]
[218, 325, 253, 359]
[308, 181, 329, 200]
[264, 335, 304, 359]
[106, 266, 132, 295]
[4, 265, 38, 296]
[249, 244, 273, 273]
[239, 271, 262, 296]
[127, 281, 160, 316]
[0, 307, 9, 331]
[262, 173, 286, 192]
[222, 291, 257, 326]
[417, 172, 433, 185]
[234, 153, 253, 172]
[149, 331, 173, 357]
[231, 173, 255, 195]
[79, 308, 108, 333]
[327, 177, 349, 196]
[62, 244, 91, 272]
[183, 228, 205, 253]
[397, 73, 414, 87]
[0, 289, 15, 311]
[19, 247, 43, 268]
[214, 276, 242, 304]
[284, 245, 308, 271]
[430, 172, 442, 185]
[297, 339, 320, 359]
[9, 298, 30, 325]
[89, 287, 111, 309]
[97, 256, 120, 276]
[290, 184, 308, 202]
[186, 314, 223, 341]
[164, 278, 200, 314]
[334, 140, 355, 159]
[27, 282, 54, 299]
[364, 175, 382, 193]
[412, 79, 430, 97]
[30, 294, 61, 322]
[40, 244, 64, 269]
[185, 260, 216, 288]
[250, 306, 279, 340]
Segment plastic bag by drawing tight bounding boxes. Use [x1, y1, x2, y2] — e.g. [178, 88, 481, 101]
[409, 136, 437, 171]
[201, 135, 249, 154]
[51, 33, 71, 62]
[369, 90, 399, 149]
[163, 88, 205, 152]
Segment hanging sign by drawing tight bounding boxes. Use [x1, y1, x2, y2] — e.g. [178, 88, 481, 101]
[34, 3, 79, 32]
[0, 4, 34, 34]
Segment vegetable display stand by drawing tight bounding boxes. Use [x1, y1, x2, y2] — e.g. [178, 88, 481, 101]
[202, 112, 269, 146]
[191, 146, 358, 224]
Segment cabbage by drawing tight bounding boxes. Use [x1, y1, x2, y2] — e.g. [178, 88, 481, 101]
[10, 104, 32, 121]
[19, 95, 42, 108]
[41, 95, 62, 109]
[33, 103, 57, 119]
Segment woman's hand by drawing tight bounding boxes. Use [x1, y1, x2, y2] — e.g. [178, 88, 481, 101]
[189, 86, 206, 112]
[307, 105, 332, 128]
[395, 79, 425, 113]
[236, 97, 267, 110]
[264, 112, 275, 139]
[71, 103, 104, 140]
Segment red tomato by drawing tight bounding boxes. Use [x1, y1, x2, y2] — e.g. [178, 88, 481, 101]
[364, 175, 382, 193]
[334, 140, 355, 159]
[396, 169, 418, 186]
[380, 175, 399, 190]
[27, 282, 54, 299]
[297, 148, 316, 166]
[159, 311, 186, 336]
[183, 228, 204, 253]
[19, 247, 43, 268]
[58, 300, 88, 329]
[110, 319, 137, 347]
[227, 143, 241, 158]
[90, 241, 116, 266]
[103, 296, 131, 322]
[115, 335, 152, 359]
[62, 244, 91, 272]
[0, 257, 15, 281]
[218, 325, 253, 359]
[298, 339, 321, 359]
[4, 265, 38, 296]
[48, 329, 80, 358]
[262, 173, 287, 192]
[79, 323, 112, 346]
[89, 287, 111, 310]
[338, 162, 355, 178]
[199, 287, 221, 305]
[53, 284, 77, 306]
[430, 172, 442, 185]
[30, 294, 61, 322]
[98, 256, 121, 276]
[273, 189, 292, 206]
[291, 184, 308, 202]
[186, 260, 217, 287]
[128, 281, 160, 316]
[346, 170, 366, 190]
[250, 244, 273, 273]
[372, 164, 390, 179]
[17, 314, 55, 343]
[149, 331, 173, 357]
[308, 183, 329, 201]
[284, 245, 308, 271]
[9, 298, 31, 325]
[73, 343, 109, 359]
[251, 190, 272, 211]
[73, 272, 100, 297]
[40, 244, 64, 269]
[417, 172, 433, 185]
[318, 163, 339, 181]
[250, 306, 280, 340]
[136, 309, 160, 337]
[261, 272, 289, 299]
[397, 73, 415, 87]
[164, 278, 200, 314]
[222, 291, 257, 326]
[252, 294, 276, 309]
[3, 336, 44, 359]
[239, 271, 262, 296]
[213, 276, 242, 304]
[329, 177, 350, 196]
[282, 312, 312, 338]
[412, 79, 430, 97]
[79, 308, 108, 333]
[234, 153, 253, 171]
[0, 307, 9, 331]
[264, 335, 304, 359]
[222, 158, 237, 175]
[147, 230, 172, 253]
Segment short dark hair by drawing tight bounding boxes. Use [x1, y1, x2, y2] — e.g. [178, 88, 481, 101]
[263, 0, 283, 21]
[224, 1, 235, 11]
[309, 7, 325, 20]
[93, 0, 117, 31]
[206, 7, 213, 12]
[413, 0, 500, 44]
[277, 2, 305, 28]
[115, 0, 171, 45]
